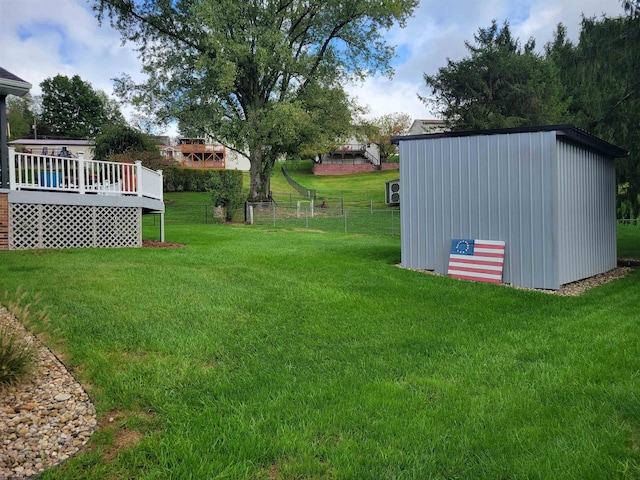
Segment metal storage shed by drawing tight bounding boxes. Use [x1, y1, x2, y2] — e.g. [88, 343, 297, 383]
[391, 124, 628, 290]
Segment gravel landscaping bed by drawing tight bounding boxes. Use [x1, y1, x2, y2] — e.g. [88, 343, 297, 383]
[0, 308, 96, 479]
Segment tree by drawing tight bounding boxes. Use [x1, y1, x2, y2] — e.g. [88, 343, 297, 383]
[40, 74, 125, 138]
[423, 20, 567, 131]
[96, 90, 127, 127]
[546, 9, 640, 219]
[93, 124, 158, 161]
[93, 0, 418, 200]
[362, 112, 412, 163]
[6, 94, 35, 141]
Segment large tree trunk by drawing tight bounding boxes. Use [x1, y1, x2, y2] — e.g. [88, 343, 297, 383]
[248, 147, 271, 201]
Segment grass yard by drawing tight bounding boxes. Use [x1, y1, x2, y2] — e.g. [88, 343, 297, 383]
[1, 197, 640, 479]
[272, 160, 400, 208]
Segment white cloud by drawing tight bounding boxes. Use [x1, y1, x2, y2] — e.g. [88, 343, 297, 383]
[0, 0, 629, 132]
[351, 0, 625, 120]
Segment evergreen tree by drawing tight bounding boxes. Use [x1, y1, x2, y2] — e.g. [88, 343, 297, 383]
[423, 21, 567, 131]
[547, 10, 640, 219]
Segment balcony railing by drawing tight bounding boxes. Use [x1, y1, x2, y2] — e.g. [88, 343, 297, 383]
[8, 147, 163, 201]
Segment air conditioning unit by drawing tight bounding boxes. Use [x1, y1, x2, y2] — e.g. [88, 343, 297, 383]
[385, 179, 400, 206]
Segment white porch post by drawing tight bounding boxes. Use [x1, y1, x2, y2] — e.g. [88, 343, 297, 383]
[77, 153, 86, 194]
[8, 147, 16, 189]
[157, 169, 164, 242]
[136, 161, 142, 197]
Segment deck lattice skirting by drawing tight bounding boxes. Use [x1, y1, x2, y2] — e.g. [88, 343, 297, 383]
[9, 203, 141, 250]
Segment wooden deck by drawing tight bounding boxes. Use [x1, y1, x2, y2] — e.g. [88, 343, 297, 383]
[2, 148, 165, 249]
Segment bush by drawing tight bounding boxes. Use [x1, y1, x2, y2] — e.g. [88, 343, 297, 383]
[0, 325, 36, 386]
[93, 125, 158, 161]
[109, 151, 176, 171]
[206, 170, 244, 221]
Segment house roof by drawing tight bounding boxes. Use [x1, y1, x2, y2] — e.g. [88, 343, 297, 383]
[392, 124, 628, 158]
[8, 139, 94, 146]
[0, 67, 31, 97]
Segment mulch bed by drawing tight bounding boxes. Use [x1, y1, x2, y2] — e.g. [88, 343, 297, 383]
[142, 240, 185, 248]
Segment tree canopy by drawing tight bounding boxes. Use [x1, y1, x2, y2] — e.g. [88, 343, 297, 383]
[423, 20, 567, 131]
[40, 74, 125, 138]
[362, 112, 412, 163]
[423, 4, 640, 219]
[6, 94, 35, 141]
[546, 9, 640, 219]
[93, 0, 418, 200]
[92, 124, 159, 161]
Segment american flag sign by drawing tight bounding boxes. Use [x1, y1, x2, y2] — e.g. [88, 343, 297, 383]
[447, 239, 506, 284]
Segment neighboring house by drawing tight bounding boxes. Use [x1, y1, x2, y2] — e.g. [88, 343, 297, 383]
[175, 137, 250, 171]
[313, 135, 399, 176]
[8, 139, 95, 160]
[408, 119, 447, 135]
[159, 145, 180, 161]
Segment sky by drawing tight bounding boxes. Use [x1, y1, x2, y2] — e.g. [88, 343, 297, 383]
[0, 0, 628, 137]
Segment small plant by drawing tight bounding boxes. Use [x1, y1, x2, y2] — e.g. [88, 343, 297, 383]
[0, 288, 55, 387]
[4, 288, 52, 335]
[0, 324, 36, 386]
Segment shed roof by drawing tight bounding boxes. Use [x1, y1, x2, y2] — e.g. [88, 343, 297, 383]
[391, 124, 628, 158]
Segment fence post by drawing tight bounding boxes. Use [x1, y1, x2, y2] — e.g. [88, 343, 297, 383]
[249, 205, 254, 225]
[344, 209, 347, 234]
[391, 210, 395, 236]
[273, 202, 276, 226]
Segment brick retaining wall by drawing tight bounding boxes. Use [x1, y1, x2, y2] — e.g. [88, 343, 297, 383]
[313, 163, 399, 176]
[0, 193, 8, 250]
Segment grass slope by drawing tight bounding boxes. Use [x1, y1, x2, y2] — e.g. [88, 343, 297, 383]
[271, 161, 400, 207]
[0, 215, 639, 479]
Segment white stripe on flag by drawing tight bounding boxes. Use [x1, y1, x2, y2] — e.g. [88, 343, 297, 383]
[449, 254, 504, 264]
[448, 261, 503, 272]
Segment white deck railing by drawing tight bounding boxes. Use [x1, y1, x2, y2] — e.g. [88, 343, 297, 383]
[8, 147, 163, 201]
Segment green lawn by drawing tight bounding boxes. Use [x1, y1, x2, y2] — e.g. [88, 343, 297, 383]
[1, 197, 640, 479]
[272, 160, 400, 208]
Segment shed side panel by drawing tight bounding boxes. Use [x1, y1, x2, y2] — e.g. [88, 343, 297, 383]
[399, 131, 558, 289]
[556, 140, 617, 284]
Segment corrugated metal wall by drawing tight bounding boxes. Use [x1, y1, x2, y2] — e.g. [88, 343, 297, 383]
[556, 140, 617, 284]
[399, 131, 560, 289]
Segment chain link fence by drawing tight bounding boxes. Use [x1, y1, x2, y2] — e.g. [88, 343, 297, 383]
[245, 201, 400, 236]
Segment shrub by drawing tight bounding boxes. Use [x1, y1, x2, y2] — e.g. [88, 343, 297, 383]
[93, 125, 158, 161]
[0, 325, 36, 386]
[109, 151, 176, 171]
[206, 170, 244, 221]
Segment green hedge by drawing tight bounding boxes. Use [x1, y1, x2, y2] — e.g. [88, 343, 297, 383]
[163, 167, 244, 221]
